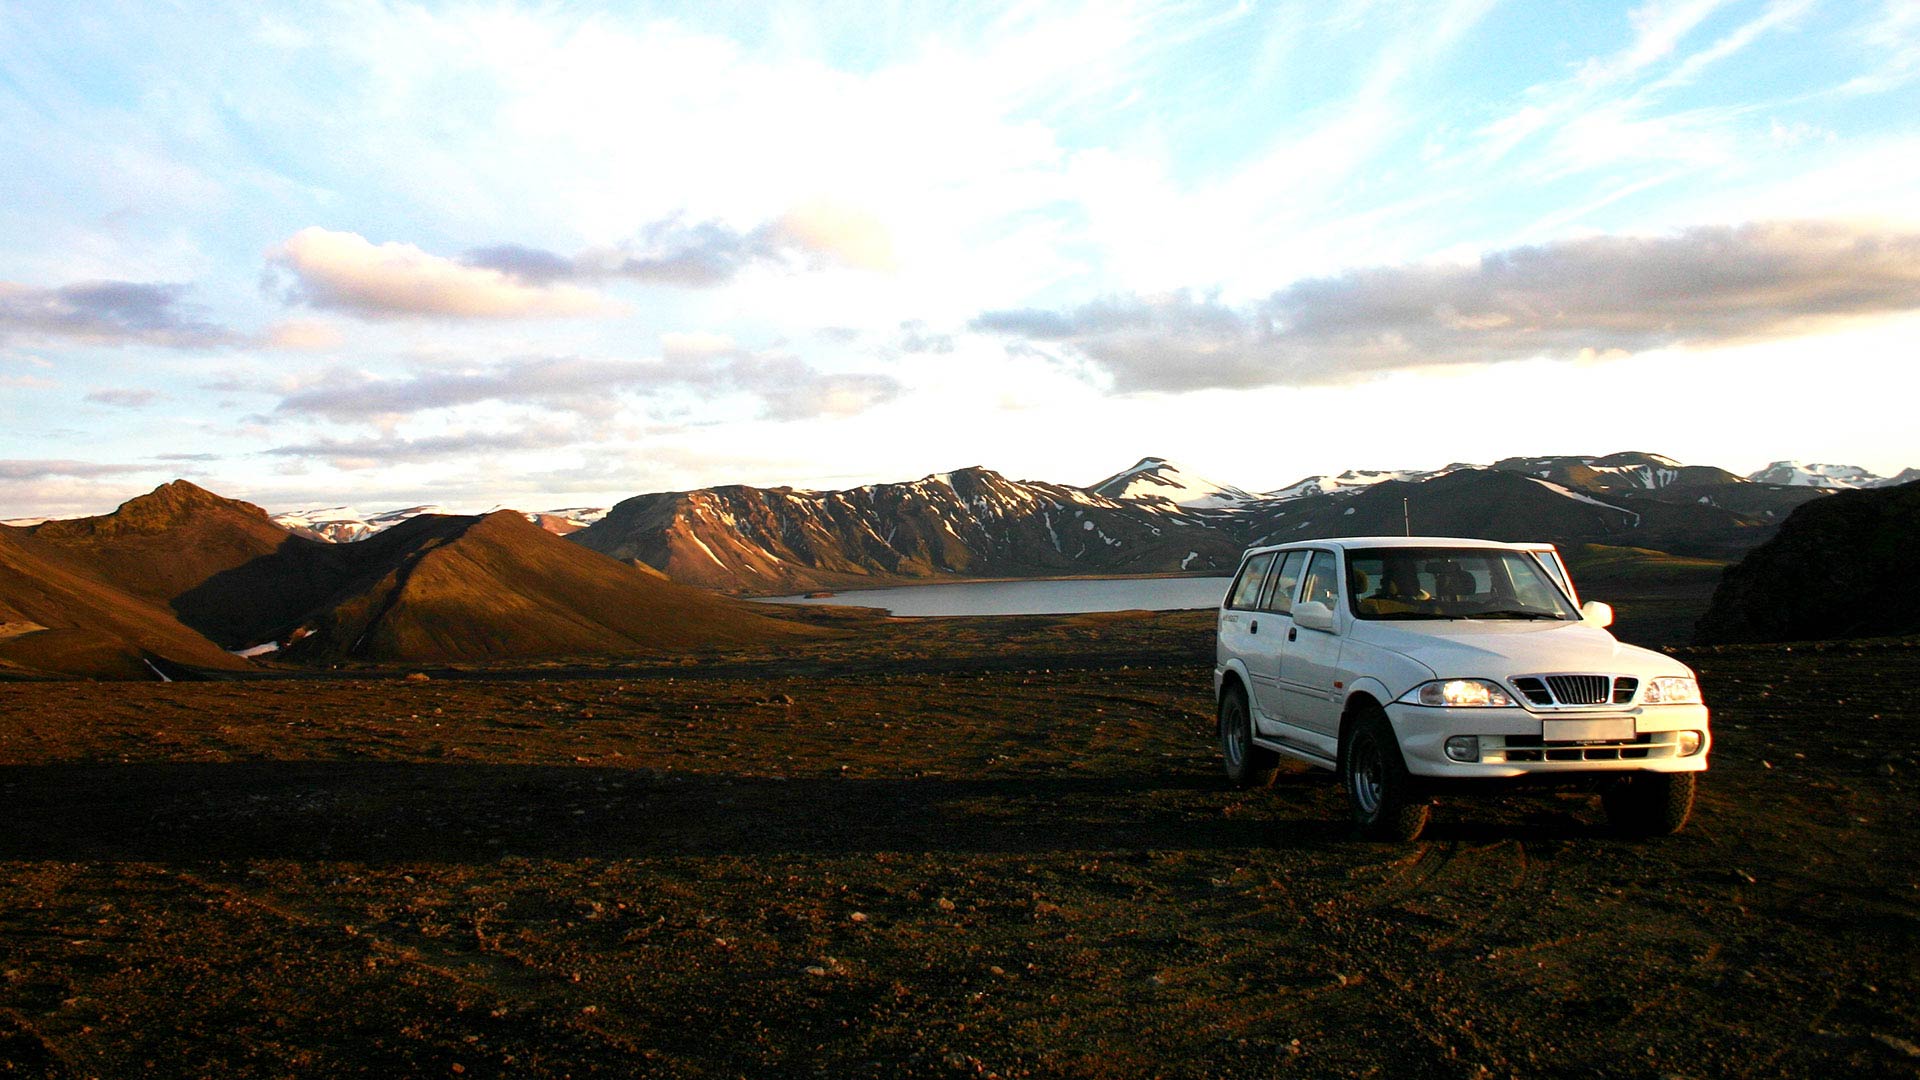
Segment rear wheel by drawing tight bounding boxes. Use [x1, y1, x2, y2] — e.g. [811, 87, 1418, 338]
[1342, 706, 1429, 841]
[1219, 687, 1279, 788]
[1603, 772, 1696, 836]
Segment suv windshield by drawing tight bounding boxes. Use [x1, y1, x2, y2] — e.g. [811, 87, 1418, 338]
[1347, 547, 1578, 621]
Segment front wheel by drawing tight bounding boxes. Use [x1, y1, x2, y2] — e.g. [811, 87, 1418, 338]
[1219, 687, 1279, 788]
[1342, 707, 1430, 841]
[1603, 772, 1696, 836]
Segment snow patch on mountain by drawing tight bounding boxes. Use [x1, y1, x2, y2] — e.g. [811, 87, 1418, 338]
[1525, 478, 1639, 524]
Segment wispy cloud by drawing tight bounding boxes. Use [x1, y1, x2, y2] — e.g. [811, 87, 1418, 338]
[273, 351, 902, 423]
[262, 428, 571, 470]
[976, 220, 1920, 391]
[0, 459, 149, 480]
[84, 387, 161, 407]
[0, 281, 234, 348]
[263, 318, 346, 351]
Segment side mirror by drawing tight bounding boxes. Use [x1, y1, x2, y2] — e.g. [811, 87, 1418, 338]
[1581, 601, 1613, 628]
[1294, 600, 1337, 633]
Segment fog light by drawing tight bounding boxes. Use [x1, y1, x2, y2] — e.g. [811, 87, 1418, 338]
[1444, 735, 1480, 763]
[1677, 730, 1703, 756]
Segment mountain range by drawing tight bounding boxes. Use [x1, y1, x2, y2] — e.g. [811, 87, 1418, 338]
[565, 451, 1912, 595]
[3, 450, 1913, 677]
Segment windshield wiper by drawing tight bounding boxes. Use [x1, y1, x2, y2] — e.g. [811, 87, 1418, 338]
[1461, 609, 1565, 621]
[1365, 611, 1453, 620]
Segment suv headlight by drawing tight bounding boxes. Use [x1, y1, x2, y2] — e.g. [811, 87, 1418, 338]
[1642, 676, 1702, 705]
[1401, 679, 1514, 708]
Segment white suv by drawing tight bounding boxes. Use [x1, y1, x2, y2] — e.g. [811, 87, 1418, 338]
[1213, 537, 1710, 840]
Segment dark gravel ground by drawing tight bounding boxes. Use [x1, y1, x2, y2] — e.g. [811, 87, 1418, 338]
[1, 615, 1917, 1078]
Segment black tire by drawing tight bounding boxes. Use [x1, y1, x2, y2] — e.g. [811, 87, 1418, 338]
[1603, 772, 1696, 836]
[1341, 706, 1430, 841]
[1219, 686, 1280, 788]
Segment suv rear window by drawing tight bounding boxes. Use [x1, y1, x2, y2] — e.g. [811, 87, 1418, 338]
[1261, 550, 1308, 613]
[1226, 552, 1274, 610]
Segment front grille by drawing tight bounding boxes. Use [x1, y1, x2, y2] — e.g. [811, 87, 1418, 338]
[1512, 677, 1554, 706]
[1510, 674, 1637, 708]
[1485, 730, 1687, 764]
[1500, 733, 1654, 762]
[1545, 674, 1611, 705]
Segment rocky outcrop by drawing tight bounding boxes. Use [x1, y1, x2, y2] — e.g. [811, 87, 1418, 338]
[1695, 480, 1920, 644]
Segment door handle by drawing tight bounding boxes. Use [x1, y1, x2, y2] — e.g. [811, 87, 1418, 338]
[1288, 626, 1298, 642]
[1250, 620, 1259, 634]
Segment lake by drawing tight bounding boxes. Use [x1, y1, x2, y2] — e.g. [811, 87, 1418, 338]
[753, 576, 1233, 617]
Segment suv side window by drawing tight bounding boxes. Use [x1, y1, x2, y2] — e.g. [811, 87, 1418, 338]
[1299, 550, 1340, 610]
[1226, 552, 1274, 610]
[1260, 550, 1309, 613]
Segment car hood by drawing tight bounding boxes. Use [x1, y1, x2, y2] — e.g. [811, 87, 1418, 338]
[1351, 619, 1692, 679]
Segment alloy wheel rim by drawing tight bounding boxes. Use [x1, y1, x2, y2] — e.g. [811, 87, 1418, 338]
[1223, 705, 1245, 767]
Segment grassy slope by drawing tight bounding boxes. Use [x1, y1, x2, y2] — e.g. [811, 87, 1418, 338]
[1561, 543, 1729, 648]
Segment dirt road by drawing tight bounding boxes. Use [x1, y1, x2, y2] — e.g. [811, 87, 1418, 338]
[1, 620, 1916, 1077]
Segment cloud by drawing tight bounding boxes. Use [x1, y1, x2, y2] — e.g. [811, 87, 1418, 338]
[269, 227, 615, 319]
[973, 220, 1920, 391]
[460, 203, 895, 291]
[84, 387, 161, 407]
[458, 244, 580, 285]
[898, 320, 955, 354]
[0, 281, 234, 348]
[0, 459, 147, 480]
[274, 352, 902, 423]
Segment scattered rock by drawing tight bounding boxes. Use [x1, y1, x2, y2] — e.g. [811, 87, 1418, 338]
[1874, 1033, 1920, 1058]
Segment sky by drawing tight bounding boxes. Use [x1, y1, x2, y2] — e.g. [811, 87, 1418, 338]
[2, 0, 1918, 519]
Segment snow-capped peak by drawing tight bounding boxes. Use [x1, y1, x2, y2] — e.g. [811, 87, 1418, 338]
[1747, 461, 1882, 489]
[1263, 466, 1452, 501]
[273, 503, 606, 543]
[272, 504, 447, 542]
[1089, 457, 1254, 508]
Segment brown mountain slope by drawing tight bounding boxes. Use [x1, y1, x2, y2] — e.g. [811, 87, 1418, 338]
[0, 526, 251, 679]
[27, 480, 349, 647]
[287, 511, 826, 663]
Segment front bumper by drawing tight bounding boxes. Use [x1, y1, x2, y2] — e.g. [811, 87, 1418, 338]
[1385, 701, 1711, 778]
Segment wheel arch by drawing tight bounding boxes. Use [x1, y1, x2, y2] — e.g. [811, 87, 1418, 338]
[1337, 687, 1389, 767]
[1215, 665, 1250, 733]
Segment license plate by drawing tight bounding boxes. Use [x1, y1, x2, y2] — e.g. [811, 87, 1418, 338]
[1542, 718, 1634, 743]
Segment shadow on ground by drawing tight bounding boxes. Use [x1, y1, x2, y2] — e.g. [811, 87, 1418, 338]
[0, 761, 1642, 864]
